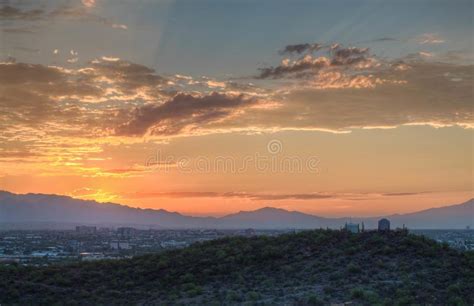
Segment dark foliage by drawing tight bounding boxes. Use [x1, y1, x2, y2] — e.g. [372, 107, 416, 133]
[0, 230, 473, 305]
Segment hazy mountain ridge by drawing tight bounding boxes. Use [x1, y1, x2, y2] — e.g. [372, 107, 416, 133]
[0, 191, 472, 229]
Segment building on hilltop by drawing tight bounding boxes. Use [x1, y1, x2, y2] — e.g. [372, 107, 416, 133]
[378, 218, 390, 231]
[344, 222, 360, 233]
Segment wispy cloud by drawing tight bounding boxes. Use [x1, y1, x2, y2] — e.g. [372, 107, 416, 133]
[0, 5, 43, 20]
[416, 33, 445, 44]
[121, 191, 431, 201]
[0, 3, 128, 31]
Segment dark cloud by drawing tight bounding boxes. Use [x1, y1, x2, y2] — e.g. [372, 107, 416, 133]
[257, 56, 329, 79]
[0, 5, 43, 20]
[1, 26, 36, 34]
[383, 192, 428, 197]
[279, 43, 323, 55]
[249, 193, 334, 201]
[122, 191, 429, 201]
[358, 37, 397, 44]
[0, 62, 64, 84]
[257, 43, 372, 79]
[123, 191, 334, 201]
[372, 37, 396, 42]
[0, 4, 127, 30]
[330, 46, 369, 65]
[115, 92, 258, 136]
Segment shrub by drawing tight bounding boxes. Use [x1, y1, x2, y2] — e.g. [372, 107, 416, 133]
[347, 263, 362, 274]
[350, 287, 365, 299]
[246, 291, 260, 301]
[307, 294, 324, 305]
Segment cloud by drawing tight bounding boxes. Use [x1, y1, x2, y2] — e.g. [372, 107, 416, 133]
[416, 33, 445, 44]
[382, 192, 428, 197]
[308, 71, 402, 89]
[69, 187, 118, 202]
[111, 23, 128, 30]
[115, 92, 259, 136]
[0, 58, 175, 136]
[0, 62, 64, 84]
[279, 43, 323, 55]
[363, 37, 397, 43]
[122, 191, 335, 201]
[84, 58, 167, 96]
[81, 0, 96, 8]
[101, 56, 120, 62]
[247, 41, 472, 131]
[122, 191, 432, 201]
[0, 5, 43, 20]
[0, 3, 127, 30]
[1, 51, 472, 153]
[0, 150, 42, 159]
[257, 44, 372, 79]
[418, 51, 433, 58]
[0, 62, 102, 127]
[1, 26, 36, 34]
[0, 59, 169, 133]
[330, 46, 369, 65]
[258, 55, 330, 79]
[262, 62, 473, 131]
[49, 6, 129, 30]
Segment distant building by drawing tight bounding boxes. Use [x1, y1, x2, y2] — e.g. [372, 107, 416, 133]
[109, 241, 131, 250]
[378, 218, 390, 231]
[117, 227, 136, 239]
[160, 240, 188, 249]
[344, 223, 360, 233]
[75, 226, 97, 234]
[243, 228, 256, 236]
[80, 252, 105, 261]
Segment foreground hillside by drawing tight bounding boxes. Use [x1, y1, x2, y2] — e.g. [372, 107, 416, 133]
[1, 230, 473, 305]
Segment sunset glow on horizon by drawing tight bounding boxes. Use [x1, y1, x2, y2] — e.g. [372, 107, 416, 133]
[1, 0, 472, 217]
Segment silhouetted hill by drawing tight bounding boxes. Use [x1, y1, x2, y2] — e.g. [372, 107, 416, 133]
[219, 207, 344, 229]
[1, 191, 472, 229]
[0, 190, 216, 229]
[0, 230, 472, 304]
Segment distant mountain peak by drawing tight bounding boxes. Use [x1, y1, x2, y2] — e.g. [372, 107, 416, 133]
[0, 190, 472, 229]
[255, 206, 290, 213]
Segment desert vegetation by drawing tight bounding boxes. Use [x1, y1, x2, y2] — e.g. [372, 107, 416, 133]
[1, 230, 473, 305]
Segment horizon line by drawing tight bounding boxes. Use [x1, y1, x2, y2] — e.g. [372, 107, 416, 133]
[1, 189, 472, 220]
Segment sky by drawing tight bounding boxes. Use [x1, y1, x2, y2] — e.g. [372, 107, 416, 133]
[0, 0, 472, 217]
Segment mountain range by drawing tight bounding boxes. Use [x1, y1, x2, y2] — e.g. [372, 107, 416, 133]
[0, 190, 472, 229]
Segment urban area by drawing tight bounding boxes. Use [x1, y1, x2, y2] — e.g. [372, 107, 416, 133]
[0, 219, 472, 266]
